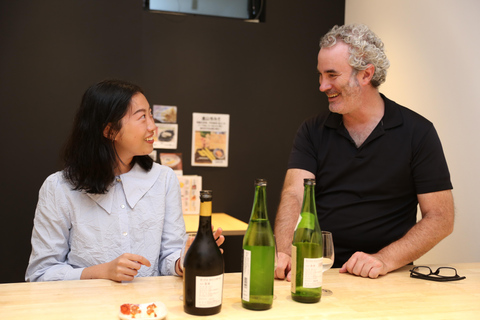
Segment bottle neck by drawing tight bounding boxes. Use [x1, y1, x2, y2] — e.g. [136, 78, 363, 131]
[301, 185, 316, 215]
[250, 185, 268, 220]
[200, 201, 212, 217]
[198, 200, 213, 233]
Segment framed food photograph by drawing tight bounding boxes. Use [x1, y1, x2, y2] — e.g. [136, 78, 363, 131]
[154, 123, 178, 149]
[191, 113, 229, 167]
[153, 104, 177, 123]
[159, 152, 183, 175]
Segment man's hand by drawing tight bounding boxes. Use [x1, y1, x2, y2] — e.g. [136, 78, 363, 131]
[339, 251, 388, 279]
[275, 252, 292, 281]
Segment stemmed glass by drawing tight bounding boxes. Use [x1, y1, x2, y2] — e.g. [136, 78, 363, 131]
[322, 231, 334, 296]
[273, 234, 278, 300]
[179, 233, 196, 300]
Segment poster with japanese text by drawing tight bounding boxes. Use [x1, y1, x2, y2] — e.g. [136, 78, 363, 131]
[191, 113, 229, 167]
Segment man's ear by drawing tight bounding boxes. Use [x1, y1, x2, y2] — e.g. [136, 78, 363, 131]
[360, 64, 375, 86]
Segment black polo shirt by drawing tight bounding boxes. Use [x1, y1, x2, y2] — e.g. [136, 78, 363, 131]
[288, 94, 452, 267]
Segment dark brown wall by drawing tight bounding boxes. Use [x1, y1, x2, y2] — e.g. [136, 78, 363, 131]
[0, 0, 344, 283]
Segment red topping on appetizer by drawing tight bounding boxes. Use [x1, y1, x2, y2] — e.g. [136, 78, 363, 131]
[147, 303, 157, 317]
[120, 304, 132, 315]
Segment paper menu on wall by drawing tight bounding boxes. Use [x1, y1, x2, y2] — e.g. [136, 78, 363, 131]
[178, 175, 202, 214]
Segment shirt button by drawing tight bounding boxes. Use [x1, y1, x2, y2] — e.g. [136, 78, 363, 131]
[122, 232, 128, 236]
[116, 177, 122, 182]
[121, 204, 125, 209]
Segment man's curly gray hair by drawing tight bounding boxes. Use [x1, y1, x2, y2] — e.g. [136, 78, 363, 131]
[320, 24, 390, 88]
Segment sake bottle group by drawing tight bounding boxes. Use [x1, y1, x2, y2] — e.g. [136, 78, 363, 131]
[182, 178, 323, 316]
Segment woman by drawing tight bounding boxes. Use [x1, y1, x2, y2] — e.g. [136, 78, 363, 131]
[26, 79, 223, 282]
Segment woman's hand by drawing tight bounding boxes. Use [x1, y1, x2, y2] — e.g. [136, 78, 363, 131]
[213, 227, 225, 253]
[177, 227, 226, 276]
[81, 253, 151, 282]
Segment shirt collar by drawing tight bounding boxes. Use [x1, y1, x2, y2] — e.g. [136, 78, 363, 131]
[87, 163, 161, 214]
[324, 93, 403, 130]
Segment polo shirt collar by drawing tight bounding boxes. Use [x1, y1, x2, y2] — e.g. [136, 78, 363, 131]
[87, 163, 160, 214]
[324, 93, 403, 130]
[380, 93, 403, 129]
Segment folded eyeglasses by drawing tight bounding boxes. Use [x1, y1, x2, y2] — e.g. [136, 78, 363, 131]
[409, 266, 466, 282]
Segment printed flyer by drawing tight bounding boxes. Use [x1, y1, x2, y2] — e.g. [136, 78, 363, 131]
[178, 175, 202, 214]
[191, 113, 230, 167]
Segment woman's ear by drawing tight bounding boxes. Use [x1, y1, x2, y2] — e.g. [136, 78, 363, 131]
[103, 124, 115, 140]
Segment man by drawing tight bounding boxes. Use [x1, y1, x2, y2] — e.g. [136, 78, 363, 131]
[274, 24, 454, 279]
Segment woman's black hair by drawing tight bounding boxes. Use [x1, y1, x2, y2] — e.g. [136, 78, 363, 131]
[63, 79, 153, 194]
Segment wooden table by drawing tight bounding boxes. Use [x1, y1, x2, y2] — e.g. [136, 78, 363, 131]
[183, 213, 248, 236]
[2, 263, 479, 319]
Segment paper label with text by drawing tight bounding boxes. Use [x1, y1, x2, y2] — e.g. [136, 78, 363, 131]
[303, 257, 322, 288]
[195, 274, 224, 308]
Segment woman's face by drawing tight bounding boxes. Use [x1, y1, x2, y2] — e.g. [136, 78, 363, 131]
[113, 93, 156, 169]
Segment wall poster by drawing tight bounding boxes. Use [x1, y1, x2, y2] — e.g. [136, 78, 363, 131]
[191, 113, 230, 167]
[178, 175, 202, 214]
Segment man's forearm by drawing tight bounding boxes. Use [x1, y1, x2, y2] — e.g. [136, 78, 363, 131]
[274, 192, 302, 254]
[275, 169, 315, 254]
[375, 190, 454, 272]
[376, 214, 453, 272]
[275, 201, 300, 255]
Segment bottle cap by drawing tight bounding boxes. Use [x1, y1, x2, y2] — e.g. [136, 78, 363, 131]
[200, 190, 213, 202]
[254, 178, 267, 186]
[304, 179, 316, 186]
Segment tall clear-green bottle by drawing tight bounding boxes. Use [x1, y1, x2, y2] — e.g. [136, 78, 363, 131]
[241, 179, 275, 310]
[291, 179, 323, 303]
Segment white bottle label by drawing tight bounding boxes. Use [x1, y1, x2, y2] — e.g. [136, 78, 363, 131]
[303, 257, 323, 288]
[291, 245, 297, 293]
[195, 274, 224, 308]
[242, 249, 251, 301]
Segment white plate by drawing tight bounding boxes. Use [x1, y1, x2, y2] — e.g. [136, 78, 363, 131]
[119, 301, 167, 320]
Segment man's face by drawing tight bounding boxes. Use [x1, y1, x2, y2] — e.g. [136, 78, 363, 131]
[317, 42, 362, 115]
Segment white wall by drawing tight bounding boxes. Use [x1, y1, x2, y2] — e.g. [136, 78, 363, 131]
[345, 0, 480, 264]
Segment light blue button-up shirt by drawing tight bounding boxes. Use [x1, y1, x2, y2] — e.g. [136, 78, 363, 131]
[26, 163, 186, 282]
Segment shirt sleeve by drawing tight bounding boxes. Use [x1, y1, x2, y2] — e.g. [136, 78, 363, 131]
[288, 117, 319, 174]
[25, 174, 84, 282]
[411, 124, 453, 194]
[158, 169, 185, 276]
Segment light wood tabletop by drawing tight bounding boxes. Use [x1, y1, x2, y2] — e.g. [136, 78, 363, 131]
[183, 213, 248, 236]
[2, 263, 479, 319]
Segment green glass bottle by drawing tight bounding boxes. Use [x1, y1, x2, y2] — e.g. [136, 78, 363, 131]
[241, 179, 275, 310]
[291, 179, 323, 303]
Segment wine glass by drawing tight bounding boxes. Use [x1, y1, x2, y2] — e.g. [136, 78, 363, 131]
[180, 233, 196, 269]
[322, 231, 334, 296]
[273, 234, 278, 300]
[179, 233, 196, 300]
